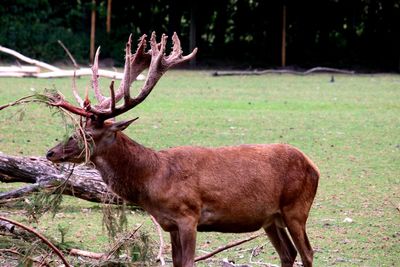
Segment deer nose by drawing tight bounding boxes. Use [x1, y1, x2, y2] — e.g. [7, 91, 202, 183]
[46, 150, 54, 160]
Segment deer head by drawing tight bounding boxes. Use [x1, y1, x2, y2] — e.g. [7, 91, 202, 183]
[46, 32, 197, 164]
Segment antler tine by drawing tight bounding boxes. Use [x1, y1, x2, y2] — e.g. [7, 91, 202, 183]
[92, 47, 106, 103]
[167, 32, 198, 64]
[72, 71, 84, 107]
[170, 32, 183, 58]
[109, 80, 116, 113]
[122, 34, 133, 103]
[182, 46, 198, 62]
[130, 34, 150, 79]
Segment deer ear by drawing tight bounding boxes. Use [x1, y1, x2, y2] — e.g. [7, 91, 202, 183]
[110, 117, 139, 132]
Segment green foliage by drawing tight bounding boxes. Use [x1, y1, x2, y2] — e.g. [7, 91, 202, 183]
[0, 0, 399, 70]
[56, 223, 79, 251]
[0, 0, 89, 63]
[24, 183, 64, 221]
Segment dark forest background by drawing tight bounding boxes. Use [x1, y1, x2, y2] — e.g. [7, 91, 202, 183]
[0, 0, 399, 72]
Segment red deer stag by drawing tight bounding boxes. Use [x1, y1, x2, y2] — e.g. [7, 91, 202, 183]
[46, 32, 319, 267]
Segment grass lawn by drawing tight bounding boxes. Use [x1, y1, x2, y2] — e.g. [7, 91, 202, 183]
[0, 71, 399, 266]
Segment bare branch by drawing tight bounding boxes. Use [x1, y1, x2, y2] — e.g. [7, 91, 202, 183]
[150, 215, 166, 265]
[0, 95, 36, 111]
[69, 249, 105, 260]
[194, 233, 264, 262]
[57, 40, 79, 69]
[104, 223, 143, 260]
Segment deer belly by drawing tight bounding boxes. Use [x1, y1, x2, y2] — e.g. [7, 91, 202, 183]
[197, 208, 269, 233]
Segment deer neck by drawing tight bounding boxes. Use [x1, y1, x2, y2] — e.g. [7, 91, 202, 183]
[91, 132, 160, 203]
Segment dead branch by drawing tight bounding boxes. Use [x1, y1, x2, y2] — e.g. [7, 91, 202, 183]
[0, 45, 145, 80]
[0, 95, 39, 111]
[248, 243, 279, 267]
[69, 248, 105, 260]
[0, 216, 70, 266]
[150, 215, 166, 265]
[104, 223, 143, 261]
[57, 40, 79, 69]
[0, 45, 60, 72]
[212, 67, 355, 77]
[194, 232, 264, 262]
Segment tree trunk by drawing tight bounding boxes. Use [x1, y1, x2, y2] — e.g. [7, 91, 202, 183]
[0, 153, 124, 204]
[90, 0, 97, 63]
[106, 0, 112, 34]
[189, 0, 197, 67]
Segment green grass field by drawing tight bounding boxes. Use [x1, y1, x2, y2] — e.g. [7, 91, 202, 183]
[0, 72, 399, 266]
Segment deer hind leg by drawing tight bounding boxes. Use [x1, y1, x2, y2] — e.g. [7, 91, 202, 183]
[264, 221, 297, 267]
[281, 206, 314, 267]
[177, 219, 197, 267]
[170, 231, 183, 267]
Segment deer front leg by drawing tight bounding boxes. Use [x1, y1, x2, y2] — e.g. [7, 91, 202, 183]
[170, 230, 182, 267]
[177, 219, 197, 267]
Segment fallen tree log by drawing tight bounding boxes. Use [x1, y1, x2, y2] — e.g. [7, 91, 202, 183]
[0, 153, 123, 204]
[0, 68, 125, 79]
[212, 67, 355, 76]
[0, 66, 40, 73]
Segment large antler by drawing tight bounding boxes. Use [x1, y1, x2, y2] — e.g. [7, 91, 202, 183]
[49, 32, 197, 122]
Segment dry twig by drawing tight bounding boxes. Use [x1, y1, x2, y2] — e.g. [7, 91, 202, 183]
[57, 40, 79, 69]
[0, 216, 70, 266]
[104, 223, 144, 261]
[69, 248, 105, 260]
